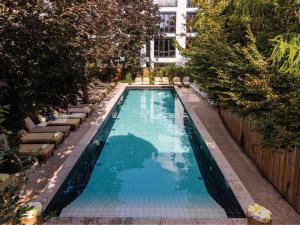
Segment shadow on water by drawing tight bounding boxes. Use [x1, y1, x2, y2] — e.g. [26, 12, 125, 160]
[183, 116, 245, 218]
[46, 132, 158, 215]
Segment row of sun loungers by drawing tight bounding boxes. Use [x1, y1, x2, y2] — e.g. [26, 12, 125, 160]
[0, 80, 117, 191]
[17, 79, 116, 161]
[77, 79, 117, 103]
[134, 76, 191, 87]
[134, 77, 150, 85]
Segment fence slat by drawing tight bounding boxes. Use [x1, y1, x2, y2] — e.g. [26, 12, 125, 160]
[219, 108, 300, 214]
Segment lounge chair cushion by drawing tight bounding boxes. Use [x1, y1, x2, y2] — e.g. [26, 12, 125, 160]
[67, 107, 92, 116]
[162, 77, 170, 85]
[68, 103, 93, 108]
[24, 117, 36, 131]
[142, 78, 150, 85]
[19, 144, 56, 160]
[183, 77, 191, 86]
[21, 132, 64, 145]
[55, 113, 86, 122]
[134, 77, 142, 85]
[30, 126, 71, 136]
[46, 119, 81, 130]
[173, 77, 181, 82]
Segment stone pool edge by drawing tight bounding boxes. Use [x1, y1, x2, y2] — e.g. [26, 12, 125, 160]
[174, 86, 255, 215]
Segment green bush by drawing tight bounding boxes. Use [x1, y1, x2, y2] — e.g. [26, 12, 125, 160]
[124, 72, 134, 83]
[183, 0, 300, 148]
[151, 64, 189, 79]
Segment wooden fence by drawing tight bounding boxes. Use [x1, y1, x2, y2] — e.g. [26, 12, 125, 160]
[219, 108, 300, 214]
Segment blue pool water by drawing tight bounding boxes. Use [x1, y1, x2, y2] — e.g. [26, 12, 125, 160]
[48, 89, 244, 218]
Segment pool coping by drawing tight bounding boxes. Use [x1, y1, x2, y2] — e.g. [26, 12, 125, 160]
[36, 84, 253, 219]
[174, 86, 255, 215]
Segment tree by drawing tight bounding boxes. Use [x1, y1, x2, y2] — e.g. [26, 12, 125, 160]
[0, 0, 87, 131]
[184, 0, 300, 148]
[0, 0, 159, 129]
[116, 0, 159, 75]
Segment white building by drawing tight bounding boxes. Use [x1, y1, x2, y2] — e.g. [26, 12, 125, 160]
[141, 0, 198, 69]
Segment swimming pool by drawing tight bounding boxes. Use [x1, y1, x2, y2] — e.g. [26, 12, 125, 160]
[46, 88, 244, 218]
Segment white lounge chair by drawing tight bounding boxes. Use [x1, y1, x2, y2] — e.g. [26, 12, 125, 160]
[24, 117, 71, 137]
[19, 144, 56, 160]
[162, 77, 170, 85]
[134, 77, 142, 85]
[21, 132, 64, 146]
[154, 77, 162, 85]
[55, 113, 87, 123]
[173, 77, 183, 87]
[183, 77, 191, 87]
[142, 77, 150, 85]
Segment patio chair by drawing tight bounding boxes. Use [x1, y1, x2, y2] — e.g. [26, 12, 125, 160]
[154, 77, 162, 85]
[78, 90, 104, 103]
[54, 113, 87, 123]
[67, 107, 92, 116]
[46, 118, 81, 130]
[88, 94, 104, 103]
[88, 85, 108, 96]
[162, 77, 170, 85]
[173, 77, 183, 87]
[21, 132, 64, 146]
[68, 103, 94, 108]
[183, 77, 191, 87]
[92, 78, 116, 90]
[19, 144, 56, 160]
[134, 77, 142, 85]
[24, 117, 71, 137]
[142, 77, 150, 85]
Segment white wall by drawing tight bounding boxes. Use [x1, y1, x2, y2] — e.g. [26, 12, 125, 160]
[141, 0, 197, 69]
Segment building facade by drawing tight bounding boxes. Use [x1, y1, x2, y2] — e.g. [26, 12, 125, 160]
[141, 0, 197, 69]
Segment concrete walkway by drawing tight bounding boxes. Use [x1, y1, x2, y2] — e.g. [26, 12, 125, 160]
[176, 87, 300, 225]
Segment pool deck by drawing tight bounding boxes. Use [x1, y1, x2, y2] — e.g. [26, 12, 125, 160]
[21, 84, 127, 207]
[175, 87, 300, 225]
[20, 84, 300, 225]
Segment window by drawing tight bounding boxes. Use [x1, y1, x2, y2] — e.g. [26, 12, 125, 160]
[154, 0, 177, 7]
[154, 38, 176, 58]
[187, 0, 196, 7]
[159, 13, 176, 33]
[146, 41, 150, 57]
[186, 13, 196, 33]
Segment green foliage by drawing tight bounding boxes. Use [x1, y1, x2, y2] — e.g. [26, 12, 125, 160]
[0, 0, 159, 131]
[271, 34, 300, 76]
[124, 72, 134, 83]
[185, 0, 300, 148]
[151, 64, 178, 78]
[0, 177, 32, 225]
[0, 106, 35, 224]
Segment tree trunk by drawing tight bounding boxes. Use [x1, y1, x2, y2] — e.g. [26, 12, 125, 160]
[82, 83, 89, 103]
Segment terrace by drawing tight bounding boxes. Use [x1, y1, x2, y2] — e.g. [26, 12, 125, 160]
[1, 1, 299, 225]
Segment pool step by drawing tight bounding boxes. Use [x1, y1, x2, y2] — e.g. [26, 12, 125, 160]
[44, 217, 247, 225]
[60, 204, 228, 218]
